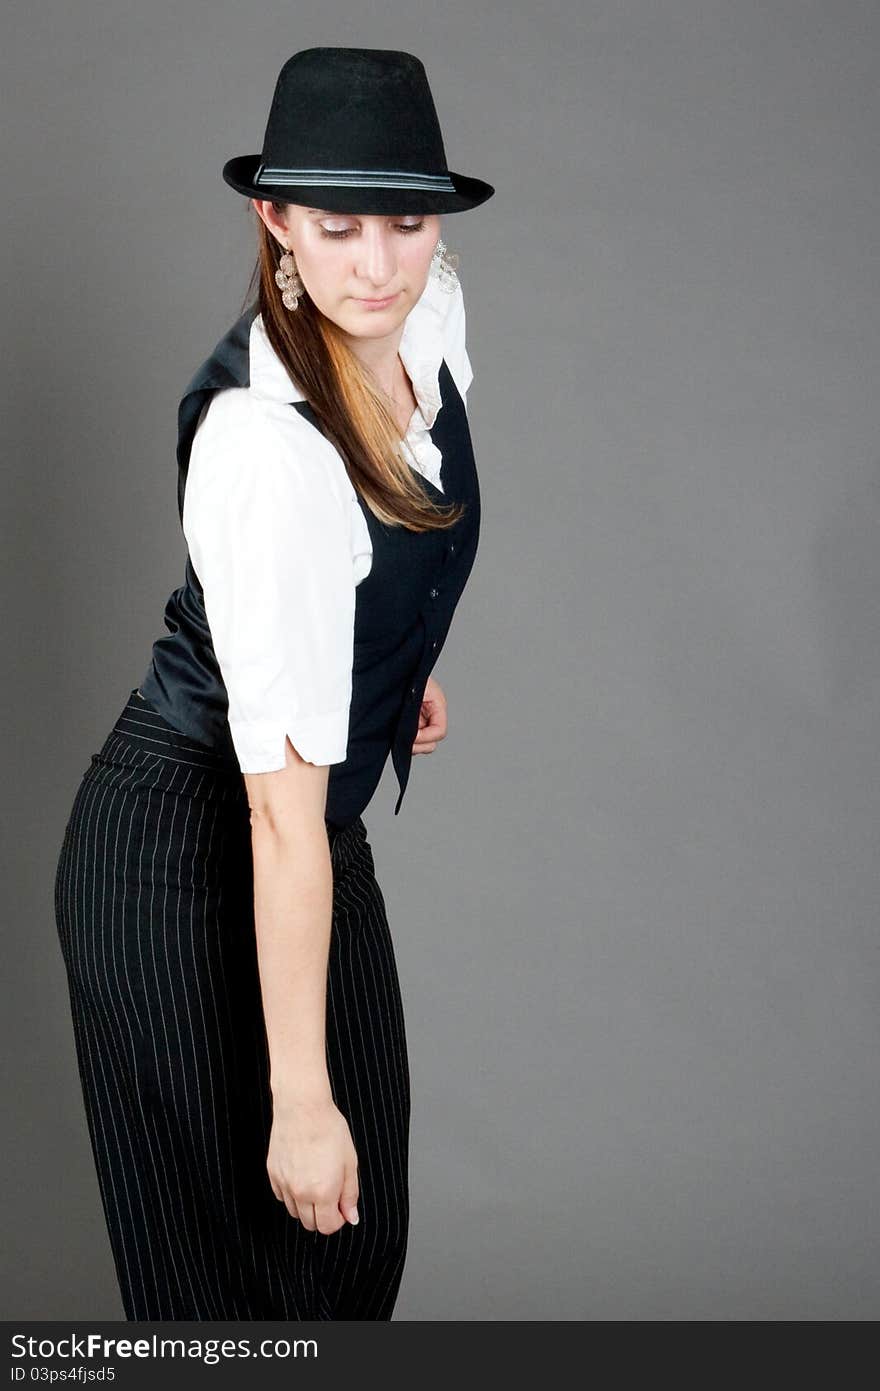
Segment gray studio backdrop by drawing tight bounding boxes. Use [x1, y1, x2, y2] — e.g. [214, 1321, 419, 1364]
[4, 1, 879, 1320]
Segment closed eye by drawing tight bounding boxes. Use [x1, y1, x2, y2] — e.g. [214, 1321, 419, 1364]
[320, 221, 426, 240]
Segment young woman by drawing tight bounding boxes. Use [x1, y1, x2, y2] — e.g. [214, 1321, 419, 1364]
[53, 47, 493, 1321]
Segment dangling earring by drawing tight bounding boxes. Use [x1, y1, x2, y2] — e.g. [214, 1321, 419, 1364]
[275, 243, 304, 310]
[430, 237, 460, 293]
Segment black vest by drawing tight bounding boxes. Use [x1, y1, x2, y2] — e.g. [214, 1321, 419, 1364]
[139, 301, 481, 827]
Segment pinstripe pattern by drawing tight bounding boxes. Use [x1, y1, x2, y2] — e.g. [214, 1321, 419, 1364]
[53, 689, 411, 1320]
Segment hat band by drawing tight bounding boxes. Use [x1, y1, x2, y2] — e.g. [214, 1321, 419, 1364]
[254, 164, 457, 192]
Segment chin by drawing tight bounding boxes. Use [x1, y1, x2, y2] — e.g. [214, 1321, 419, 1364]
[346, 303, 407, 330]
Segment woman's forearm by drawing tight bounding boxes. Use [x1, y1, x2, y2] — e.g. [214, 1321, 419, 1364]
[250, 817, 335, 1104]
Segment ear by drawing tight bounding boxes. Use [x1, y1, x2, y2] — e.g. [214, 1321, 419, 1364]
[252, 199, 289, 247]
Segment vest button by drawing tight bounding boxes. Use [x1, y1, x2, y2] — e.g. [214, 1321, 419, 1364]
[429, 586, 439, 599]
[449, 542, 456, 553]
[431, 639, 438, 651]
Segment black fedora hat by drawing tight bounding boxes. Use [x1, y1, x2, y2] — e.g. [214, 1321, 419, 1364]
[222, 47, 495, 215]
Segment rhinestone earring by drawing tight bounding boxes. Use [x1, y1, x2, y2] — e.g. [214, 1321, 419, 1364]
[430, 237, 460, 293]
[275, 244, 304, 310]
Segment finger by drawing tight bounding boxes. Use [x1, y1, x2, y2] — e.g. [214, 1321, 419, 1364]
[340, 1171, 360, 1225]
[413, 741, 438, 754]
[296, 1201, 317, 1232]
[316, 1201, 346, 1235]
[415, 720, 444, 740]
[283, 1192, 300, 1222]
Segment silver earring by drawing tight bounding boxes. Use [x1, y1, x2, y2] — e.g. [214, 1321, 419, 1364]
[275, 244, 304, 310]
[430, 237, 460, 293]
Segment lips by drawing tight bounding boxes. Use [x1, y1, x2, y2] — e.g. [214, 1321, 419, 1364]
[354, 292, 400, 307]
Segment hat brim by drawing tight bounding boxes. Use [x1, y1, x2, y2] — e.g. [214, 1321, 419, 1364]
[222, 155, 494, 214]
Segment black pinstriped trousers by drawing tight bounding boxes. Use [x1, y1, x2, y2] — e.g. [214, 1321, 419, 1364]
[53, 689, 411, 1320]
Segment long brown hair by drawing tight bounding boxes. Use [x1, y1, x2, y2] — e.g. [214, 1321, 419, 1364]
[238, 202, 466, 532]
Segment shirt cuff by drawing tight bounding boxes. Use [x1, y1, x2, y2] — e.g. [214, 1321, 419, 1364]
[228, 710, 351, 772]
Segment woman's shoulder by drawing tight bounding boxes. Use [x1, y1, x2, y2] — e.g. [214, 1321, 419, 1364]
[193, 307, 321, 453]
[189, 374, 355, 515]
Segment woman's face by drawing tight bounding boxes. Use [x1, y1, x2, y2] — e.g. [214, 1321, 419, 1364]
[255, 201, 441, 340]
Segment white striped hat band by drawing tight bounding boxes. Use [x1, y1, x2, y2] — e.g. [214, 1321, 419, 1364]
[254, 165, 457, 192]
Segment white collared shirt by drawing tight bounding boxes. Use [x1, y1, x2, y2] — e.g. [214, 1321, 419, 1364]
[181, 274, 474, 774]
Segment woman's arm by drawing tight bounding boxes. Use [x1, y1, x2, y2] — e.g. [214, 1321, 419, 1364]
[245, 743, 335, 1103]
[244, 740, 361, 1234]
[181, 390, 362, 1232]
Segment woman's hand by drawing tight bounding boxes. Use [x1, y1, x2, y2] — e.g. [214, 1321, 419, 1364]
[267, 1093, 360, 1234]
[412, 674, 448, 754]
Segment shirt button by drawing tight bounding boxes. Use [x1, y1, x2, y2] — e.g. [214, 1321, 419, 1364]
[429, 587, 439, 599]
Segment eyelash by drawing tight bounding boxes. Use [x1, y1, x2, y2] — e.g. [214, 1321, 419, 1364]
[319, 221, 426, 240]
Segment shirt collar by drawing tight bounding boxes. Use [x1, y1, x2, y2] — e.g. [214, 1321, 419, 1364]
[248, 274, 448, 427]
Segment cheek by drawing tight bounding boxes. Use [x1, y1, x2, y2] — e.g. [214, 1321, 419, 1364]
[403, 238, 436, 278]
[297, 246, 345, 299]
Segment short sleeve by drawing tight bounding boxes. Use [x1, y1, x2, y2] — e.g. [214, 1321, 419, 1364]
[442, 279, 474, 406]
[182, 389, 356, 773]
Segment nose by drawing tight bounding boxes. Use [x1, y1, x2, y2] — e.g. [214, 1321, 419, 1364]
[355, 224, 398, 292]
